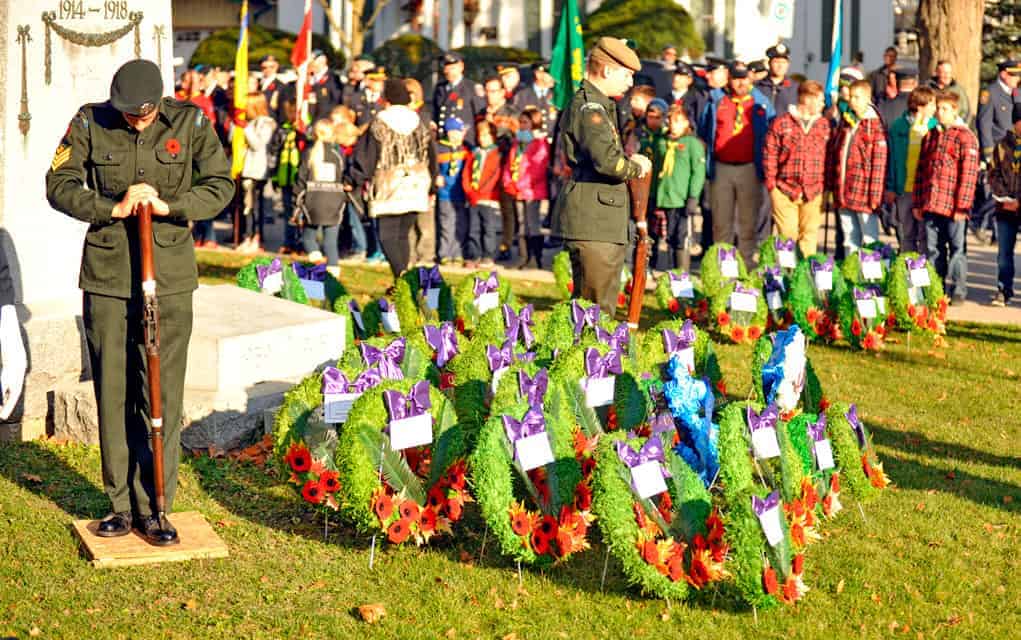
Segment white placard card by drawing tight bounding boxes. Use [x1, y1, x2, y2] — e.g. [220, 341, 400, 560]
[730, 291, 758, 313]
[389, 413, 433, 450]
[675, 347, 695, 374]
[778, 250, 797, 270]
[631, 461, 669, 499]
[861, 260, 883, 282]
[909, 267, 931, 288]
[767, 290, 783, 310]
[515, 433, 555, 471]
[381, 310, 401, 334]
[751, 427, 782, 460]
[301, 279, 326, 301]
[323, 392, 360, 424]
[425, 287, 440, 310]
[491, 366, 508, 394]
[814, 270, 833, 291]
[721, 259, 740, 279]
[757, 504, 784, 547]
[856, 298, 877, 319]
[261, 272, 283, 296]
[583, 376, 615, 407]
[908, 286, 924, 306]
[814, 439, 836, 470]
[670, 277, 694, 299]
[475, 291, 499, 315]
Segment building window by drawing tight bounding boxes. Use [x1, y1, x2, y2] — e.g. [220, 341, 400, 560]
[527, 0, 541, 52]
[822, 0, 834, 62]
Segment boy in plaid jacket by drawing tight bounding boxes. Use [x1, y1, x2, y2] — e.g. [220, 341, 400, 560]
[987, 103, 1021, 306]
[913, 92, 980, 303]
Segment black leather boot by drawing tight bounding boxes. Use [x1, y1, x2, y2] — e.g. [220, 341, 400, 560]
[95, 511, 132, 537]
[137, 514, 179, 546]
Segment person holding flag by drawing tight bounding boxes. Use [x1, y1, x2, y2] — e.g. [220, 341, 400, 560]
[291, 0, 313, 133]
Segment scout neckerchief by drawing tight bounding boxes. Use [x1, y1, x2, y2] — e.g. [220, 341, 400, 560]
[471, 144, 496, 190]
[275, 123, 299, 187]
[842, 109, 861, 129]
[1013, 138, 1021, 173]
[509, 140, 526, 185]
[729, 93, 753, 134]
[440, 139, 464, 178]
[659, 134, 687, 178]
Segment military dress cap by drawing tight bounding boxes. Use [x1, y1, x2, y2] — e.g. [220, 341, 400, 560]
[705, 56, 728, 72]
[766, 43, 790, 59]
[442, 51, 464, 66]
[590, 37, 641, 72]
[748, 59, 767, 73]
[997, 59, 1021, 75]
[674, 62, 693, 76]
[728, 60, 750, 79]
[110, 59, 163, 116]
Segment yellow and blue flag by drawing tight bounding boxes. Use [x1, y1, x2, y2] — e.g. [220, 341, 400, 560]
[230, 0, 249, 178]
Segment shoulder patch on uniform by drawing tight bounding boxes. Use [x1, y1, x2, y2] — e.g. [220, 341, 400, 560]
[980, 90, 989, 105]
[51, 144, 71, 171]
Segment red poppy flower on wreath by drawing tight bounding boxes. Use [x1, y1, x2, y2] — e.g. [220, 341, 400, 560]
[440, 371, 456, 390]
[818, 396, 830, 412]
[531, 530, 551, 555]
[851, 319, 862, 337]
[555, 529, 575, 557]
[387, 518, 412, 543]
[445, 496, 464, 520]
[510, 511, 531, 537]
[805, 307, 820, 325]
[667, 298, 680, 313]
[668, 554, 685, 582]
[373, 490, 394, 521]
[419, 506, 438, 533]
[617, 292, 626, 307]
[285, 442, 312, 473]
[301, 479, 324, 504]
[455, 317, 466, 333]
[399, 499, 421, 523]
[574, 483, 593, 511]
[792, 553, 805, 575]
[716, 379, 727, 396]
[641, 540, 660, 564]
[567, 281, 575, 294]
[536, 514, 557, 540]
[763, 566, 779, 595]
[782, 577, 801, 603]
[165, 138, 181, 155]
[318, 470, 341, 493]
[717, 311, 730, 326]
[607, 405, 619, 430]
[427, 485, 447, 510]
[446, 460, 468, 490]
[687, 548, 712, 588]
[747, 325, 762, 341]
[730, 326, 745, 343]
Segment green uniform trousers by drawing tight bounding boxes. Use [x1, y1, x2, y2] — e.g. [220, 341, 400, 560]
[566, 240, 628, 316]
[83, 291, 192, 516]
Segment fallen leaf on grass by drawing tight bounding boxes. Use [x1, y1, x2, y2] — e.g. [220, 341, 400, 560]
[259, 575, 269, 584]
[445, 629, 456, 638]
[494, 596, 505, 610]
[660, 611, 670, 622]
[944, 614, 963, 627]
[216, 519, 235, 528]
[915, 503, 925, 512]
[983, 523, 994, 534]
[836, 579, 845, 594]
[29, 627, 41, 637]
[21, 473, 42, 483]
[871, 593, 882, 605]
[945, 470, 956, 480]
[183, 599, 198, 611]
[357, 603, 386, 624]
[459, 550, 474, 565]
[1004, 495, 1014, 505]
[502, 634, 519, 640]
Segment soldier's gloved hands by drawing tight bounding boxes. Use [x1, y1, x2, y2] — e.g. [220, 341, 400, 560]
[685, 197, 700, 218]
[112, 184, 157, 219]
[632, 154, 652, 178]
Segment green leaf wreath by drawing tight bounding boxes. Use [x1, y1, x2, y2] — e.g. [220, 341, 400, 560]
[887, 252, 948, 339]
[825, 401, 889, 500]
[789, 253, 848, 343]
[394, 267, 456, 333]
[700, 243, 749, 299]
[709, 279, 768, 345]
[552, 250, 573, 300]
[452, 270, 517, 333]
[653, 270, 710, 325]
[236, 256, 309, 304]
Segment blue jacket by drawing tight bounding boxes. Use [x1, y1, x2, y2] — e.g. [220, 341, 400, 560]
[436, 140, 468, 202]
[699, 87, 775, 180]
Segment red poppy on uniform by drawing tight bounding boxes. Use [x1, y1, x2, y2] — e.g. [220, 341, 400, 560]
[165, 138, 181, 155]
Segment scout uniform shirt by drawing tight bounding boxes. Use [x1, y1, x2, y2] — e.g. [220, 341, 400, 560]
[45, 98, 234, 299]
[552, 79, 645, 245]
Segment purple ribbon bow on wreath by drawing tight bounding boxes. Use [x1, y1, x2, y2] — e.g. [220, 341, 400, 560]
[424, 322, 459, 367]
[747, 403, 779, 433]
[860, 250, 882, 267]
[571, 301, 601, 339]
[906, 255, 927, 272]
[486, 342, 515, 372]
[718, 246, 738, 267]
[585, 347, 623, 379]
[596, 323, 630, 353]
[774, 237, 796, 253]
[734, 283, 761, 298]
[360, 338, 406, 380]
[321, 367, 348, 394]
[293, 262, 327, 281]
[853, 287, 874, 302]
[752, 490, 781, 516]
[763, 266, 785, 293]
[379, 298, 394, 313]
[518, 369, 548, 407]
[322, 366, 382, 394]
[668, 271, 691, 285]
[349, 299, 361, 314]
[419, 265, 443, 290]
[811, 256, 834, 276]
[473, 271, 499, 297]
[503, 304, 536, 348]
[662, 320, 696, 354]
[382, 380, 431, 422]
[807, 413, 827, 442]
[256, 258, 282, 288]
[503, 408, 547, 445]
[615, 435, 670, 491]
[650, 412, 676, 435]
[846, 403, 866, 448]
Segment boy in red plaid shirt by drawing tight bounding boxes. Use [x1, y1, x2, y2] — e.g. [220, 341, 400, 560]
[763, 80, 831, 257]
[913, 92, 980, 304]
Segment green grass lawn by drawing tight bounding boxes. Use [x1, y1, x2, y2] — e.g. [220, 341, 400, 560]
[1, 257, 1019, 639]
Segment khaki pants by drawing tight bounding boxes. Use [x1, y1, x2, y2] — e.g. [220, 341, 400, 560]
[566, 240, 628, 317]
[770, 188, 823, 257]
[710, 162, 762, 265]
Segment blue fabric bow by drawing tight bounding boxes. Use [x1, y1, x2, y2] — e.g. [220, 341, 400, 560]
[763, 266, 785, 293]
[419, 265, 443, 290]
[293, 262, 327, 281]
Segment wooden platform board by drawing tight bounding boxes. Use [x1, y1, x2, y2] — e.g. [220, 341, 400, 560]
[71, 511, 229, 568]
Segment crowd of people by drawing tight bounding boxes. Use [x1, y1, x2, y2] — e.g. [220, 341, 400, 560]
[176, 43, 1021, 307]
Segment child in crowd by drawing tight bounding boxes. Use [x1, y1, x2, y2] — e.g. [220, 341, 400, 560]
[654, 104, 705, 270]
[988, 104, 1021, 307]
[294, 119, 348, 267]
[462, 121, 502, 267]
[640, 98, 668, 267]
[885, 87, 937, 254]
[503, 107, 550, 269]
[435, 117, 469, 264]
[273, 100, 304, 256]
[239, 92, 277, 252]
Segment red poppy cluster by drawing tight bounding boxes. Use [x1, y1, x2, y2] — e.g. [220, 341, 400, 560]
[285, 441, 341, 511]
[805, 306, 842, 342]
[862, 452, 891, 489]
[716, 310, 764, 344]
[762, 552, 808, 604]
[633, 500, 729, 587]
[785, 479, 823, 549]
[507, 501, 593, 560]
[906, 299, 947, 335]
[371, 458, 471, 545]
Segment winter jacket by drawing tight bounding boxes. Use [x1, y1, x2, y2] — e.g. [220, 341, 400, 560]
[885, 111, 937, 195]
[700, 87, 775, 180]
[988, 131, 1021, 211]
[654, 133, 706, 208]
[762, 107, 831, 202]
[436, 140, 468, 202]
[826, 106, 889, 212]
[295, 141, 348, 226]
[241, 115, 277, 180]
[462, 144, 502, 206]
[503, 137, 550, 202]
[912, 121, 981, 218]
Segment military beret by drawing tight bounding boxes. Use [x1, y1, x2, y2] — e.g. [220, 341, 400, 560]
[444, 116, 465, 131]
[590, 37, 641, 72]
[998, 59, 1021, 75]
[110, 59, 163, 117]
[766, 43, 790, 59]
[728, 60, 750, 79]
[259, 54, 278, 65]
[442, 51, 464, 66]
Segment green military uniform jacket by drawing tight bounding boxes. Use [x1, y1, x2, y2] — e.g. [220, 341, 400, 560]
[46, 98, 234, 298]
[552, 80, 645, 245]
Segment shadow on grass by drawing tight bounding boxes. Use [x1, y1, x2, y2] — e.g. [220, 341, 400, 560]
[871, 425, 1021, 471]
[0, 441, 108, 519]
[946, 323, 1021, 345]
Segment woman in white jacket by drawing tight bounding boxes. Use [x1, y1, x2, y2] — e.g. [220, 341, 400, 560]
[240, 92, 277, 252]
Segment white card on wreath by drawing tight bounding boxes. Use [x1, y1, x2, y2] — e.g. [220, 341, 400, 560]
[730, 291, 758, 313]
[751, 427, 781, 460]
[908, 286, 924, 306]
[323, 392, 360, 424]
[475, 291, 499, 315]
[514, 432, 555, 471]
[424, 287, 440, 310]
[767, 290, 783, 311]
[910, 267, 931, 288]
[675, 347, 695, 374]
[260, 271, 283, 296]
[861, 260, 883, 282]
[583, 376, 615, 407]
[778, 250, 797, 270]
[814, 438, 836, 471]
[631, 460, 669, 499]
[758, 504, 784, 547]
[875, 296, 888, 315]
[670, 277, 694, 299]
[856, 298, 878, 319]
[300, 279, 326, 301]
[814, 270, 833, 291]
[351, 309, 365, 332]
[720, 259, 739, 279]
[381, 310, 401, 334]
[491, 366, 508, 394]
[389, 413, 433, 450]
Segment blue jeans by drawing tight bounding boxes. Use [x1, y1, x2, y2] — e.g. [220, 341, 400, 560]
[302, 224, 340, 265]
[436, 199, 468, 260]
[924, 213, 968, 299]
[996, 213, 1019, 299]
[346, 203, 367, 254]
[192, 219, 216, 244]
[280, 185, 302, 250]
[466, 203, 501, 260]
[839, 209, 879, 254]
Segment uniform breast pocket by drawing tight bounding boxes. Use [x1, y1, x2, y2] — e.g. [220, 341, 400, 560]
[155, 149, 187, 194]
[90, 152, 127, 197]
[596, 189, 624, 208]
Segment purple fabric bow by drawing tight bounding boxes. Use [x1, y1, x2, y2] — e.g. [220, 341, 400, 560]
[473, 271, 499, 297]
[853, 287, 874, 301]
[811, 256, 834, 275]
[906, 255, 927, 272]
[348, 367, 382, 393]
[424, 323, 458, 367]
[379, 298, 393, 313]
[503, 304, 535, 348]
[324, 366, 383, 394]
[615, 435, 668, 475]
[650, 412, 675, 434]
[419, 265, 442, 290]
[752, 490, 781, 516]
[662, 321, 696, 354]
[293, 262, 327, 281]
[596, 323, 630, 353]
[486, 342, 514, 372]
[668, 271, 691, 284]
[718, 246, 737, 263]
[846, 403, 866, 448]
[321, 367, 348, 394]
[774, 237, 796, 253]
[807, 413, 827, 442]
[572, 301, 601, 338]
[518, 369, 548, 407]
[734, 283, 761, 297]
[360, 338, 406, 380]
[860, 250, 882, 266]
[383, 380, 431, 421]
[256, 258, 282, 288]
[747, 403, 779, 432]
[503, 408, 546, 444]
[763, 267, 785, 293]
[585, 347, 623, 378]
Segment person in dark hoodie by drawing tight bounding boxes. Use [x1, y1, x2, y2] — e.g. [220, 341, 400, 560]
[295, 119, 349, 268]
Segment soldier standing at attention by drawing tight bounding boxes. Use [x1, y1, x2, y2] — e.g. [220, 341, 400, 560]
[552, 37, 652, 315]
[45, 60, 234, 544]
[433, 52, 484, 146]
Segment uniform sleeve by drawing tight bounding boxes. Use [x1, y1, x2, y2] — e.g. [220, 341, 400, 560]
[954, 131, 981, 212]
[976, 93, 994, 157]
[576, 104, 642, 181]
[165, 111, 234, 222]
[687, 138, 707, 200]
[45, 111, 118, 226]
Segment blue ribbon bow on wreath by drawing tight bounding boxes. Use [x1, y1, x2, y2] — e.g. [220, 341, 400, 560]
[663, 357, 719, 486]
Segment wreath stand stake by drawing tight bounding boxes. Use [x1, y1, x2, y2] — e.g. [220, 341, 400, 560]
[477, 525, 488, 563]
[323, 514, 329, 541]
[368, 437, 386, 570]
[600, 547, 610, 591]
[516, 560, 523, 587]
[858, 502, 867, 523]
[752, 605, 758, 624]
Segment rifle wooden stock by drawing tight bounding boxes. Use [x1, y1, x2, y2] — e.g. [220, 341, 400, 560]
[137, 203, 166, 519]
[626, 171, 653, 328]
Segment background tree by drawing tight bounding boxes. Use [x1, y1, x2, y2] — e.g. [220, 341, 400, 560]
[316, 0, 394, 60]
[982, 0, 1021, 83]
[916, 0, 983, 116]
[189, 25, 344, 70]
[582, 0, 704, 60]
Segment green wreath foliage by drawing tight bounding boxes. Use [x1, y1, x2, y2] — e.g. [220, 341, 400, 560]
[757, 235, 800, 273]
[548, 340, 645, 433]
[700, 243, 749, 299]
[789, 254, 848, 342]
[452, 270, 517, 333]
[638, 319, 723, 395]
[552, 250, 573, 300]
[536, 299, 615, 363]
[471, 301, 547, 350]
[394, 268, 456, 332]
[784, 413, 844, 519]
[825, 401, 888, 501]
[887, 252, 948, 336]
[236, 256, 309, 304]
[839, 248, 889, 290]
[653, 270, 710, 324]
[708, 279, 768, 345]
[836, 285, 890, 351]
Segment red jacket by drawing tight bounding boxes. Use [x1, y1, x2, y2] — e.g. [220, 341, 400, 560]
[826, 108, 889, 212]
[912, 123, 980, 217]
[762, 110, 831, 202]
[461, 145, 502, 206]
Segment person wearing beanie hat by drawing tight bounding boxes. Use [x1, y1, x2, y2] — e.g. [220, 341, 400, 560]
[986, 101, 1021, 306]
[551, 35, 652, 315]
[45, 59, 234, 545]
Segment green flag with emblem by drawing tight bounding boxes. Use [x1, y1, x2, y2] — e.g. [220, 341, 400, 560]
[551, 0, 585, 112]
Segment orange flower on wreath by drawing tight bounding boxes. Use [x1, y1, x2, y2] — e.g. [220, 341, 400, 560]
[373, 488, 394, 521]
[763, 566, 779, 595]
[747, 325, 763, 341]
[717, 311, 731, 326]
[387, 518, 412, 543]
[509, 502, 532, 537]
[730, 325, 745, 343]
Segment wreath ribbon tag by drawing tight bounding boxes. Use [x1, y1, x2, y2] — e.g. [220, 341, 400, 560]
[503, 409, 553, 471]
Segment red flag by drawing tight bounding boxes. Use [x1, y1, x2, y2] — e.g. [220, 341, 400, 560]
[291, 0, 313, 131]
